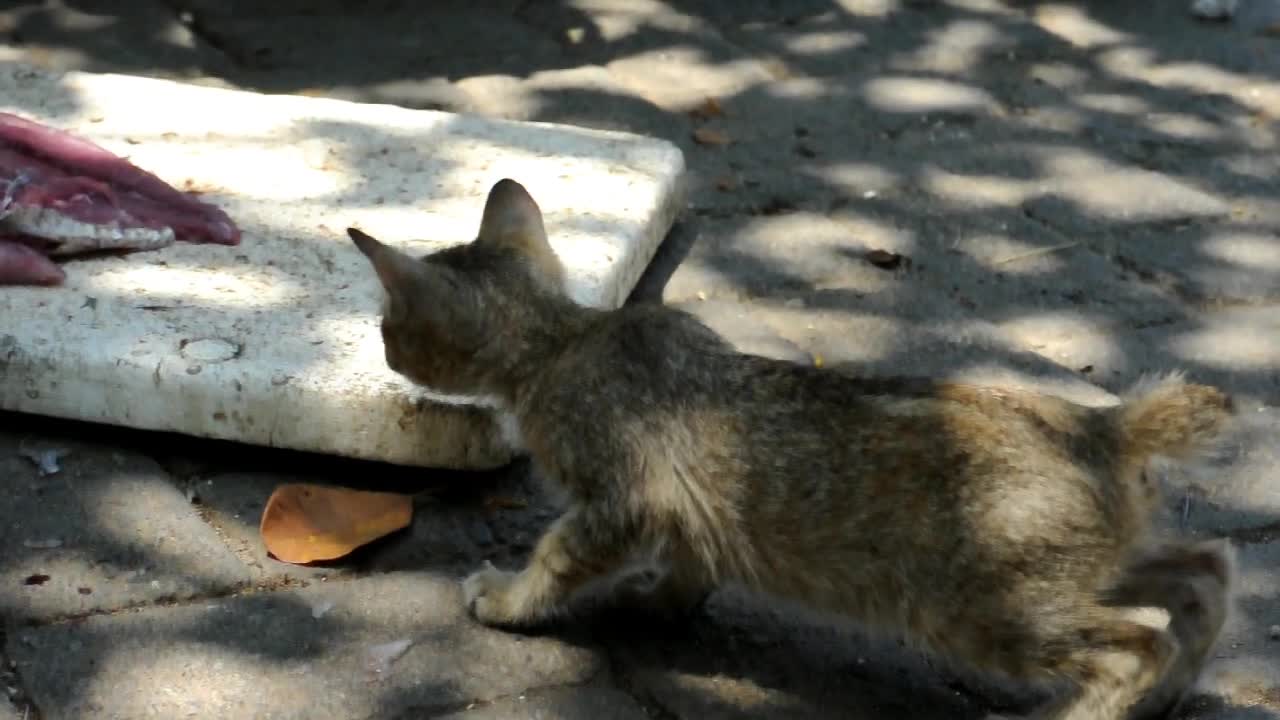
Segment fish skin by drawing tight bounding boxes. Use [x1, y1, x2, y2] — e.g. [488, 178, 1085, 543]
[0, 111, 242, 286]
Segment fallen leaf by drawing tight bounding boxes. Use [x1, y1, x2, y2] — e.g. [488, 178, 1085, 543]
[260, 484, 413, 565]
[715, 175, 737, 191]
[1259, 23, 1280, 36]
[484, 496, 529, 511]
[757, 196, 796, 215]
[689, 97, 724, 120]
[865, 249, 906, 270]
[23, 574, 50, 586]
[794, 143, 817, 158]
[951, 290, 977, 310]
[77, 587, 92, 595]
[693, 128, 732, 146]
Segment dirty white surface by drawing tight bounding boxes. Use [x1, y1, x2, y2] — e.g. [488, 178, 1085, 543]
[0, 62, 685, 469]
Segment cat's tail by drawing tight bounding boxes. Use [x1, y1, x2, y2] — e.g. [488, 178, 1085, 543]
[1113, 372, 1235, 464]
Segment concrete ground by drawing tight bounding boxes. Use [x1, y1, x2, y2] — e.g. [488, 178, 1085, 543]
[2, 0, 1280, 717]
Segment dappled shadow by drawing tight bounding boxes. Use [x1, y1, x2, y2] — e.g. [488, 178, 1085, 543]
[4, 1, 1279, 401]
[3, 404, 1279, 718]
[2, 0, 1280, 717]
[0, 412, 598, 718]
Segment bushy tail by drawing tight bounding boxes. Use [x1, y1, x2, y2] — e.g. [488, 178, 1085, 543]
[1114, 373, 1234, 464]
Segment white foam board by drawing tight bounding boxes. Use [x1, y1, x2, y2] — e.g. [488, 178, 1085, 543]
[0, 62, 685, 469]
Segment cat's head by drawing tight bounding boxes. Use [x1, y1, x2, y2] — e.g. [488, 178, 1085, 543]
[348, 178, 567, 395]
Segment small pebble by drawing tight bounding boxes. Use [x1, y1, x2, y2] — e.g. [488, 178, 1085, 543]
[18, 446, 68, 476]
[1269, 624, 1280, 641]
[1190, 0, 1238, 19]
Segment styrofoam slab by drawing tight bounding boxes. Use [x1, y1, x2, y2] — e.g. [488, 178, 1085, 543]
[0, 62, 685, 469]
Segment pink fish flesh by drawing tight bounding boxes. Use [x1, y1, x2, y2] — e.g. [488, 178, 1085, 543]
[0, 111, 241, 287]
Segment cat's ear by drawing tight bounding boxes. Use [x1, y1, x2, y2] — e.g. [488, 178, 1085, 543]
[477, 179, 548, 250]
[475, 179, 565, 291]
[348, 227, 431, 304]
[348, 227, 483, 339]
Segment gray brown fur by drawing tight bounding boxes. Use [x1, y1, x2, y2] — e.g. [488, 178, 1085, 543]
[348, 179, 1237, 720]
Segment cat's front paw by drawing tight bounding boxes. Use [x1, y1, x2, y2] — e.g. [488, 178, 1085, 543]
[462, 560, 519, 626]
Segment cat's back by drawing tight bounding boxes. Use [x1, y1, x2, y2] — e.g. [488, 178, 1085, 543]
[522, 301, 1106, 479]
[531, 302, 1089, 436]
[534, 302, 739, 402]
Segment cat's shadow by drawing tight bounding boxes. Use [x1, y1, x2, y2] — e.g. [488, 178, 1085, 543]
[358, 461, 991, 718]
[348, 455, 1018, 719]
[551, 586, 1014, 720]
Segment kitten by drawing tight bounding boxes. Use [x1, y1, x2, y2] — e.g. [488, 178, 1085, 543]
[348, 179, 1236, 720]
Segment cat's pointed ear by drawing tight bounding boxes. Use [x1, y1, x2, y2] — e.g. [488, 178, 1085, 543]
[348, 227, 423, 295]
[475, 179, 565, 291]
[477, 179, 547, 251]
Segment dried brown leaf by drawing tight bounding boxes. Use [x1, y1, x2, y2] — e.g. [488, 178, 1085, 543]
[484, 495, 529, 511]
[865, 249, 906, 270]
[689, 97, 724, 120]
[693, 128, 732, 146]
[260, 484, 413, 565]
